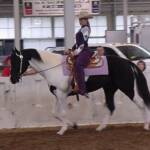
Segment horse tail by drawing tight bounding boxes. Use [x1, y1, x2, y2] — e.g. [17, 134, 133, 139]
[131, 62, 150, 107]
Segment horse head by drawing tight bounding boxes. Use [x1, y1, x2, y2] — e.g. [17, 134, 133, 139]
[10, 48, 30, 84]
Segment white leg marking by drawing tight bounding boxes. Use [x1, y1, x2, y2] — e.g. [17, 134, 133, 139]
[89, 93, 98, 118]
[133, 80, 145, 110]
[133, 99, 144, 110]
[96, 104, 111, 131]
[51, 97, 60, 116]
[133, 78, 150, 130]
[57, 125, 68, 135]
[144, 106, 150, 130]
[54, 89, 74, 135]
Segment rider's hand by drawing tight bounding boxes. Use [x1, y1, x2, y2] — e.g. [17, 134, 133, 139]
[70, 51, 75, 57]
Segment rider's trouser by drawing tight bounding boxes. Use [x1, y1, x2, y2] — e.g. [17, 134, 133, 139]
[74, 49, 93, 95]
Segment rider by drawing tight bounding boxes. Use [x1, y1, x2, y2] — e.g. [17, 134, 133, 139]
[71, 11, 93, 97]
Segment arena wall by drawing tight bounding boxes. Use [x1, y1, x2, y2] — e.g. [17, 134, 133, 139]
[0, 75, 145, 129]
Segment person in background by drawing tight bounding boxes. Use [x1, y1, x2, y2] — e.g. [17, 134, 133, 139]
[96, 46, 105, 57]
[137, 60, 146, 72]
[90, 46, 105, 65]
[2, 55, 11, 77]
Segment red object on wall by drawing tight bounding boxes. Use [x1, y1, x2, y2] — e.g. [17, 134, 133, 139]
[2, 67, 10, 77]
[24, 2, 33, 15]
[1, 55, 11, 77]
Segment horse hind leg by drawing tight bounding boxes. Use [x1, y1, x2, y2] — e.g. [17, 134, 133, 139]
[88, 93, 99, 118]
[122, 89, 148, 130]
[132, 92, 150, 130]
[135, 98, 150, 130]
[122, 81, 150, 131]
[143, 106, 150, 130]
[139, 96, 150, 130]
[132, 80, 150, 130]
[96, 87, 116, 131]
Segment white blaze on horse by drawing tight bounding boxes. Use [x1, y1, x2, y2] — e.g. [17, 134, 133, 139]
[10, 48, 150, 135]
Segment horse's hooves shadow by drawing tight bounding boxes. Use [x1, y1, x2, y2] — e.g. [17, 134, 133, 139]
[72, 123, 78, 129]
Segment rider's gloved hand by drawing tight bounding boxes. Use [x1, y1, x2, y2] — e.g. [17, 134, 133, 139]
[74, 44, 84, 56]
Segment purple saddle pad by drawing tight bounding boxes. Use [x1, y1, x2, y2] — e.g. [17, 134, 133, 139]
[62, 56, 109, 76]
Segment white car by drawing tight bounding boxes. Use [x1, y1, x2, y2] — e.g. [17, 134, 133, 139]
[89, 43, 150, 66]
[47, 43, 150, 68]
[89, 43, 150, 61]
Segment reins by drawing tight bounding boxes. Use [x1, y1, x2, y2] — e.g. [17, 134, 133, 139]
[33, 61, 66, 74]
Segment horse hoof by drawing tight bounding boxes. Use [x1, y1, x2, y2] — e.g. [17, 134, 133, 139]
[144, 127, 149, 131]
[57, 131, 64, 135]
[57, 128, 66, 135]
[144, 124, 149, 130]
[57, 126, 68, 135]
[96, 126, 106, 131]
[96, 127, 102, 131]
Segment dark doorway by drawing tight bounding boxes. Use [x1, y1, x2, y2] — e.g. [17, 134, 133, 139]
[56, 38, 64, 47]
[4, 40, 14, 55]
[0, 40, 23, 56]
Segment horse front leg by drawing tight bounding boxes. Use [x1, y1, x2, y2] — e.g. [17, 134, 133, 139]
[96, 104, 112, 131]
[89, 93, 99, 118]
[49, 86, 71, 125]
[54, 89, 74, 135]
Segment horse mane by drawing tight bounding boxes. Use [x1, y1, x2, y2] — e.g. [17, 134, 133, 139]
[22, 49, 43, 62]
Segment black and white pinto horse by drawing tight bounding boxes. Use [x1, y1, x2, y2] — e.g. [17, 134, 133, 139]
[10, 48, 150, 135]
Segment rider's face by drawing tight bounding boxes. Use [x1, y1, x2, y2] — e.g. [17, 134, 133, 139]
[137, 62, 145, 71]
[79, 18, 88, 26]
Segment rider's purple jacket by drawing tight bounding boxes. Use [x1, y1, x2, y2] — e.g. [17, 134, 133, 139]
[72, 25, 90, 55]
[72, 25, 93, 94]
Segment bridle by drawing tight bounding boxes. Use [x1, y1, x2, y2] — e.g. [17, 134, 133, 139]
[15, 51, 23, 76]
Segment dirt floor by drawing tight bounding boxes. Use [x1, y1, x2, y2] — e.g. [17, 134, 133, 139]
[0, 124, 150, 150]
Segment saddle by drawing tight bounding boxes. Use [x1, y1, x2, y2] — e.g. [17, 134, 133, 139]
[65, 52, 104, 92]
[66, 52, 103, 71]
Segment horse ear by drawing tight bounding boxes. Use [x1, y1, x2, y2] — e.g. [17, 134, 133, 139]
[13, 47, 20, 55]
